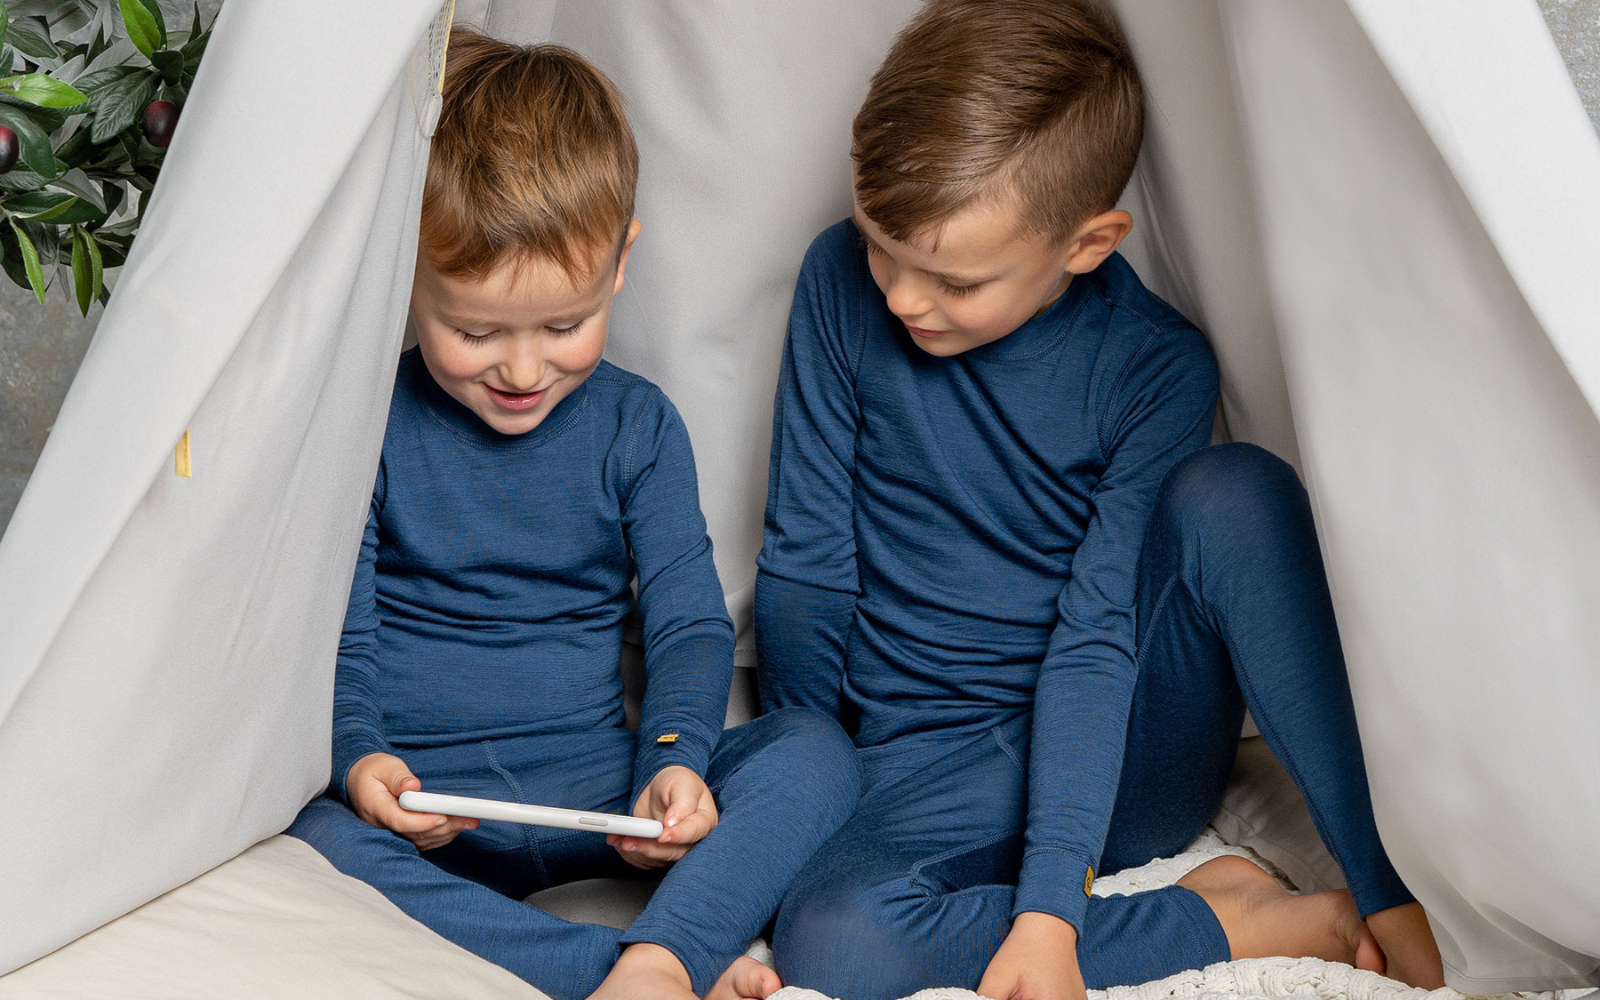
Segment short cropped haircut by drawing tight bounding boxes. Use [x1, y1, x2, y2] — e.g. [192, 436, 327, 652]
[852, 0, 1144, 246]
[420, 29, 638, 283]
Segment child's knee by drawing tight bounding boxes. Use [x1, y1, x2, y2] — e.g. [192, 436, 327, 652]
[1154, 442, 1307, 545]
[775, 875, 936, 998]
[286, 794, 410, 877]
[717, 707, 862, 823]
[756, 706, 862, 793]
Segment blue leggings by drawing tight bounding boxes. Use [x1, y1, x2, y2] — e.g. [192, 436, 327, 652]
[288, 707, 860, 1000]
[773, 443, 1415, 998]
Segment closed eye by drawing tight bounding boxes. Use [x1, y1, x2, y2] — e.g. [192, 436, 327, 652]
[455, 328, 494, 343]
[937, 280, 981, 297]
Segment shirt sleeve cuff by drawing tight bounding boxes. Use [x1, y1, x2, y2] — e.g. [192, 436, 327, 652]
[331, 729, 395, 804]
[1013, 847, 1098, 932]
[630, 729, 716, 807]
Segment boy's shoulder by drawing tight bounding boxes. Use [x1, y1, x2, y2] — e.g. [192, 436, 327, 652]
[1088, 253, 1197, 337]
[1086, 253, 1214, 367]
[581, 359, 679, 422]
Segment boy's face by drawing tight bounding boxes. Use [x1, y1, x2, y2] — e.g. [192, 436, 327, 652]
[410, 220, 641, 436]
[854, 194, 1130, 357]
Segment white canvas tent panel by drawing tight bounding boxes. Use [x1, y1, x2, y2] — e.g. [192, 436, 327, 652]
[1222, 2, 1600, 987]
[1, 0, 1597, 989]
[0, 0, 444, 971]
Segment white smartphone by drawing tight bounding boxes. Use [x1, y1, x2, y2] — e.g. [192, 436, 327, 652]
[398, 790, 665, 839]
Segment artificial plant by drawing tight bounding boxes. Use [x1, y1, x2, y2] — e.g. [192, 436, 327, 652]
[0, 0, 210, 315]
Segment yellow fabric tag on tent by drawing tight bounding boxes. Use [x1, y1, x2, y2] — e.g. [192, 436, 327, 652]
[174, 428, 192, 478]
[1084, 867, 1094, 896]
[656, 733, 679, 744]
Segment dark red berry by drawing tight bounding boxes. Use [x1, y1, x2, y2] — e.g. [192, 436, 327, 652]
[0, 125, 17, 174]
[141, 100, 179, 148]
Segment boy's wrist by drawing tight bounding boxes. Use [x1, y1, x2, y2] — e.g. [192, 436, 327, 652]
[1012, 847, 1097, 933]
[332, 731, 395, 802]
[631, 729, 712, 800]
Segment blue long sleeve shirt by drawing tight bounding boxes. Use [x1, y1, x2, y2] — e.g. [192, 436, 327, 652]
[332, 349, 734, 809]
[756, 220, 1218, 931]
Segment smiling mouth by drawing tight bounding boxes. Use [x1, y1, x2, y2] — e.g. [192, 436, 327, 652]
[904, 323, 948, 339]
[484, 384, 549, 412]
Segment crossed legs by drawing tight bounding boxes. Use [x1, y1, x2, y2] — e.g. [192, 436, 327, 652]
[774, 443, 1438, 997]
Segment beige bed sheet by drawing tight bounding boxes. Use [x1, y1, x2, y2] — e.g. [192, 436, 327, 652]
[0, 835, 547, 1000]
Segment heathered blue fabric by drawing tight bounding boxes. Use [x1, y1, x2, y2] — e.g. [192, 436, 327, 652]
[756, 220, 1220, 930]
[331, 349, 733, 808]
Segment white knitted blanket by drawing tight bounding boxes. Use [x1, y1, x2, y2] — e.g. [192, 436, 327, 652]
[758, 831, 1569, 1000]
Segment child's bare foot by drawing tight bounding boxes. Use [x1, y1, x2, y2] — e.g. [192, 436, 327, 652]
[1178, 855, 1384, 971]
[705, 956, 782, 1000]
[588, 943, 697, 1000]
[1367, 901, 1446, 989]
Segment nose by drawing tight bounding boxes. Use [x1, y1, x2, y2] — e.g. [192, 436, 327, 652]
[500, 337, 545, 391]
[883, 272, 932, 322]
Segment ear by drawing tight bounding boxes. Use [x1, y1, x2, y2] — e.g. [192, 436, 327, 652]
[1063, 210, 1133, 274]
[613, 219, 644, 294]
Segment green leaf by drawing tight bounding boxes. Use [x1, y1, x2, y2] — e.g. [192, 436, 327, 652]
[3, 189, 74, 217]
[100, 180, 124, 218]
[75, 63, 142, 96]
[0, 4, 8, 54]
[136, 0, 167, 47]
[6, 20, 56, 62]
[179, 25, 206, 70]
[28, 196, 104, 225]
[0, 72, 87, 107]
[70, 223, 99, 315]
[117, 0, 160, 60]
[0, 91, 68, 131]
[53, 123, 93, 166]
[0, 103, 60, 176]
[84, 66, 156, 142]
[11, 216, 44, 303]
[93, 229, 128, 268]
[150, 48, 180, 85]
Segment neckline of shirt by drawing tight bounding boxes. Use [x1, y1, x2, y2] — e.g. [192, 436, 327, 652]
[406, 349, 591, 450]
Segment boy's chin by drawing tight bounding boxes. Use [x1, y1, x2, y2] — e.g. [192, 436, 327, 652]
[473, 401, 551, 436]
[907, 330, 1002, 357]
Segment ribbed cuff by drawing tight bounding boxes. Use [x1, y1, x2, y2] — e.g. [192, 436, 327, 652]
[630, 729, 715, 807]
[1013, 847, 1098, 931]
[331, 730, 394, 804]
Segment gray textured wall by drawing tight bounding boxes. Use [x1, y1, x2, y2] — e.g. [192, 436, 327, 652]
[0, 283, 100, 534]
[1540, 0, 1600, 131]
[2, 2, 1599, 540]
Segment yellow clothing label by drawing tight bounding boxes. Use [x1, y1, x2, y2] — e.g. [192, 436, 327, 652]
[1084, 867, 1094, 896]
[656, 733, 679, 744]
[174, 428, 192, 478]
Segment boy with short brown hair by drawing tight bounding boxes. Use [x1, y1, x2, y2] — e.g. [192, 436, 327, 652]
[759, 1, 1442, 996]
[288, 30, 859, 1000]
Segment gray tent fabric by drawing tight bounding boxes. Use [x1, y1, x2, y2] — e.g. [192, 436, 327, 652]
[1, 0, 1597, 989]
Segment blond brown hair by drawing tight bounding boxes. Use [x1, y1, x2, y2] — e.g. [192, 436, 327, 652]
[852, 0, 1144, 246]
[420, 29, 638, 283]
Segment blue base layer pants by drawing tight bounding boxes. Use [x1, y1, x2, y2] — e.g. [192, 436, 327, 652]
[772, 443, 1416, 999]
[289, 707, 860, 1000]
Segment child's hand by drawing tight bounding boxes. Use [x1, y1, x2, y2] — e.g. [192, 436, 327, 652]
[977, 911, 1086, 1000]
[346, 752, 479, 851]
[607, 765, 718, 870]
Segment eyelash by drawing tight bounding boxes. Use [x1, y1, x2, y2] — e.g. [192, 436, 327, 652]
[862, 238, 980, 297]
[452, 319, 583, 343]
